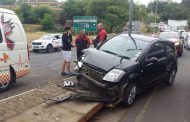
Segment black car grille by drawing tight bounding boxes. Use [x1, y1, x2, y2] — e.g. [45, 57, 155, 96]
[81, 64, 105, 82]
[78, 64, 107, 91]
[32, 42, 42, 45]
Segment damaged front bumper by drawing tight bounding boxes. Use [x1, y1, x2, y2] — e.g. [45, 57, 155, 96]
[68, 73, 120, 102]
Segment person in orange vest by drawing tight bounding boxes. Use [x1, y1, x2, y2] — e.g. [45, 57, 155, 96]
[75, 30, 91, 60]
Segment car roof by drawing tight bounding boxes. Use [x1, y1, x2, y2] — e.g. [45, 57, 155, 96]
[0, 8, 16, 14]
[119, 34, 158, 42]
[48, 34, 62, 36]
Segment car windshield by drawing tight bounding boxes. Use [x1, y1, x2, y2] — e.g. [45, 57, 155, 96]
[99, 35, 150, 60]
[40, 35, 54, 40]
[159, 32, 178, 39]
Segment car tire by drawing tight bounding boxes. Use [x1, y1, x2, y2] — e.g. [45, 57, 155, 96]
[178, 47, 183, 57]
[122, 82, 137, 107]
[33, 49, 39, 53]
[187, 44, 190, 50]
[165, 61, 177, 86]
[46, 44, 54, 53]
[0, 68, 15, 92]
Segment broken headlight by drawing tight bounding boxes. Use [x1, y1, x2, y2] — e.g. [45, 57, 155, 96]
[103, 69, 125, 82]
[74, 56, 85, 71]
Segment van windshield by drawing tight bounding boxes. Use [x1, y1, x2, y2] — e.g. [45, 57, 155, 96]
[40, 35, 53, 40]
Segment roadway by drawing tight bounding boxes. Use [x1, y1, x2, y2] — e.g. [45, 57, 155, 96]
[0, 48, 190, 122]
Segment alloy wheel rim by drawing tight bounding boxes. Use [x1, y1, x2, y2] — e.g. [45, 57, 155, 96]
[128, 86, 137, 105]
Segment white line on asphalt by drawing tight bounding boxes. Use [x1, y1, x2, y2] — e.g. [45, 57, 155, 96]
[135, 87, 159, 122]
[0, 89, 37, 102]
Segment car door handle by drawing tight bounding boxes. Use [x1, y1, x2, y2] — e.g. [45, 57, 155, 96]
[146, 63, 153, 66]
[158, 57, 166, 62]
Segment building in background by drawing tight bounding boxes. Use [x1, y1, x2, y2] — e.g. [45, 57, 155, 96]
[168, 19, 188, 30]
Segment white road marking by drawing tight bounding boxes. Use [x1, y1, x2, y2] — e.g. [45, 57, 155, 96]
[135, 87, 158, 122]
[0, 89, 37, 102]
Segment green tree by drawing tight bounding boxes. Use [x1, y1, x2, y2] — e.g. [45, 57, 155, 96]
[41, 13, 54, 30]
[33, 5, 52, 23]
[20, 3, 35, 24]
[59, 0, 86, 25]
[148, 1, 189, 21]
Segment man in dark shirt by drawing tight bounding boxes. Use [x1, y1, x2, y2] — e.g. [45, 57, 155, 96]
[61, 25, 72, 76]
[75, 30, 90, 60]
[94, 23, 107, 47]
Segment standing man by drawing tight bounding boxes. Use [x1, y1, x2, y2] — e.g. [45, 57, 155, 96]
[61, 25, 72, 76]
[75, 30, 91, 60]
[94, 23, 107, 47]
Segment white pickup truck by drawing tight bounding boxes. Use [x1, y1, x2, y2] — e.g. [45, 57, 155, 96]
[32, 34, 63, 53]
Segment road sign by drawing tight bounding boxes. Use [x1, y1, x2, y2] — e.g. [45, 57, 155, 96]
[73, 16, 97, 32]
[150, 23, 158, 28]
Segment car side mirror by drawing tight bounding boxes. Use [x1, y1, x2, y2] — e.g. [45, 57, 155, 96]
[146, 57, 158, 64]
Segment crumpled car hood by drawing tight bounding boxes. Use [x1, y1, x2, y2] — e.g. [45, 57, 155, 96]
[83, 48, 138, 72]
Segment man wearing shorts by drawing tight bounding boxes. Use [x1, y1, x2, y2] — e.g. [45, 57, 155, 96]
[61, 25, 72, 76]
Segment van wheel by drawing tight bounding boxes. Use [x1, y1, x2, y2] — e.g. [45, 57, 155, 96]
[46, 44, 54, 53]
[122, 82, 137, 107]
[0, 68, 15, 92]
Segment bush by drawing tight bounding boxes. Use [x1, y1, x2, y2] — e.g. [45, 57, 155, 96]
[41, 13, 54, 31]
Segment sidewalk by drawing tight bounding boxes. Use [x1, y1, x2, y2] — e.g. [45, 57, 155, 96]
[0, 76, 102, 122]
[0, 77, 71, 121]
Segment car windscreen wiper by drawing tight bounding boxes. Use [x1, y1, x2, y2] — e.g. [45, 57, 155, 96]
[126, 49, 143, 51]
[102, 50, 130, 59]
[101, 50, 118, 55]
[117, 55, 130, 59]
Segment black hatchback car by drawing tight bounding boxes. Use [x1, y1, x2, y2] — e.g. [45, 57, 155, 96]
[75, 34, 178, 107]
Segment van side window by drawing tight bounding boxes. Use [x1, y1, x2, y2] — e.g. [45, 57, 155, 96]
[0, 30, 2, 43]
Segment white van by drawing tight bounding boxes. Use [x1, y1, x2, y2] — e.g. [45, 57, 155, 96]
[0, 8, 30, 91]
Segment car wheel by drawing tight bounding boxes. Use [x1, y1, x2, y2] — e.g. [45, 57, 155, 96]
[187, 44, 190, 50]
[178, 48, 183, 57]
[165, 62, 177, 86]
[122, 82, 137, 107]
[46, 44, 54, 53]
[0, 69, 15, 92]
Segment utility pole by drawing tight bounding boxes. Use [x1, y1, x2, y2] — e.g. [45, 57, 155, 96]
[153, 0, 159, 33]
[155, 0, 158, 23]
[128, 0, 133, 35]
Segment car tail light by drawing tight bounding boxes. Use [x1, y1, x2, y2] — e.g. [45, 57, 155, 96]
[27, 45, 30, 60]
